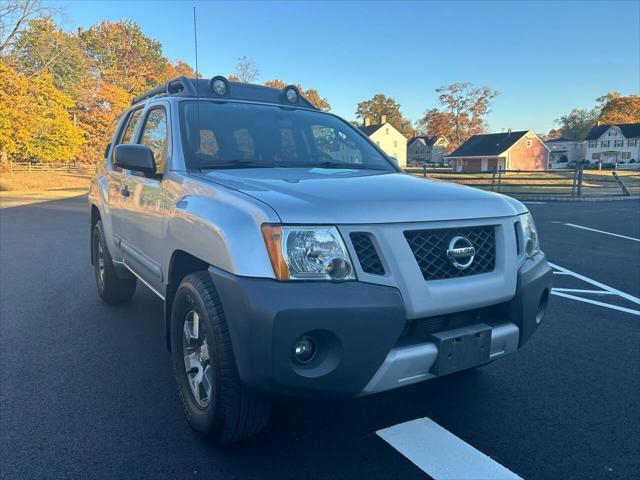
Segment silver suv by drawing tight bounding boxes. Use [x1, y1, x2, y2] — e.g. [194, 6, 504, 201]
[89, 76, 552, 444]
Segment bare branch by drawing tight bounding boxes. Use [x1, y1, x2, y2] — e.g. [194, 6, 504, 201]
[0, 0, 45, 54]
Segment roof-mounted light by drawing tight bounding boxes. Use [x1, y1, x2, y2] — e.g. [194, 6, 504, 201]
[209, 76, 230, 96]
[283, 85, 300, 104]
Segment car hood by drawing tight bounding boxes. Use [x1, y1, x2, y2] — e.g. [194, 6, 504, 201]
[195, 168, 526, 224]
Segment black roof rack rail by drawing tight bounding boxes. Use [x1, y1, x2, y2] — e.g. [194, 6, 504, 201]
[131, 76, 197, 105]
[130, 75, 319, 110]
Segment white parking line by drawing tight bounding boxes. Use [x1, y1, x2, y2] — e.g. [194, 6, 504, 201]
[378, 418, 522, 480]
[551, 291, 640, 316]
[549, 262, 640, 305]
[552, 288, 616, 295]
[560, 223, 640, 242]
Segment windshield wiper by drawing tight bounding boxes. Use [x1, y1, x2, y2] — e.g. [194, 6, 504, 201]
[199, 160, 271, 170]
[314, 161, 386, 171]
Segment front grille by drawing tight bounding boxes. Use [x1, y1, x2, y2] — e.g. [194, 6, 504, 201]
[350, 233, 385, 275]
[404, 226, 496, 281]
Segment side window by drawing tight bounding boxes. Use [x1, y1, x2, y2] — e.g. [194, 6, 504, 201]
[112, 109, 143, 169]
[121, 109, 143, 144]
[139, 108, 168, 174]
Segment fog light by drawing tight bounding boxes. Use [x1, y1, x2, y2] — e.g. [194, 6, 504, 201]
[292, 336, 316, 364]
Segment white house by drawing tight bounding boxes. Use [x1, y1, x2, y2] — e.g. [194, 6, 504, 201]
[359, 116, 407, 167]
[407, 135, 449, 166]
[544, 136, 586, 166]
[584, 123, 640, 165]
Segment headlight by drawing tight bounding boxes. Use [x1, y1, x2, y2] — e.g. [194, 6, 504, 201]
[519, 213, 540, 257]
[262, 225, 355, 281]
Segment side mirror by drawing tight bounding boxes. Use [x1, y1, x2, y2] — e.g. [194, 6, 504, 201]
[104, 142, 112, 159]
[114, 144, 156, 176]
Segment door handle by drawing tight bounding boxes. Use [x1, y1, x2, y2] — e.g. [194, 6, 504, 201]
[120, 185, 130, 197]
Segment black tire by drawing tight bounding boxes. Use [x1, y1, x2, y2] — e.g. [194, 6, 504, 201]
[92, 220, 137, 304]
[170, 271, 271, 444]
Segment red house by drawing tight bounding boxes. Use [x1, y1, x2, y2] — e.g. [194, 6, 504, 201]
[446, 130, 549, 172]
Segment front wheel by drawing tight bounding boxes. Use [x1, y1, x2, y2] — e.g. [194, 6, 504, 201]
[92, 220, 136, 304]
[170, 272, 271, 444]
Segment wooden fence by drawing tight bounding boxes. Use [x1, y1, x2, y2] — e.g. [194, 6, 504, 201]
[7, 162, 97, 175]
[405, 167, 640, 198]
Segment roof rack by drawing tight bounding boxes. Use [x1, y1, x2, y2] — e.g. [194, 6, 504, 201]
[130, 75, 319, 110]
[131, 76, 197, 105]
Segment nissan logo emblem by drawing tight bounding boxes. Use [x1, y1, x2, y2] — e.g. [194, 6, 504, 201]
[446, 236, 476, 270]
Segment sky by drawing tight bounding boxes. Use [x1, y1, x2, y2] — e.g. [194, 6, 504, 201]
[51, 0, 640, 133]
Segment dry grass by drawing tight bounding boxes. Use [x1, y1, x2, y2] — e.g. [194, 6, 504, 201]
[0, 172, 90, 208]
[410, 169, 640, 197]
[0, 171, 91, 192]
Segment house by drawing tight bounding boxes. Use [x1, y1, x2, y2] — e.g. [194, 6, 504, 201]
[359, 116, 407, 167]
[446, 130, 549, 172]
[584, 123, 640, 165]
[407, 135, 450, 166]
[544, 136, 586, 166]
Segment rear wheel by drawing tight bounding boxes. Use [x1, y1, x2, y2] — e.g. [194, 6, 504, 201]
[171, 272, 271, 444]
[92, 220, 136, 304]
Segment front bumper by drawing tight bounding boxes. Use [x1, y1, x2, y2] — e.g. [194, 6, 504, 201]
[209, 253, 552, 397]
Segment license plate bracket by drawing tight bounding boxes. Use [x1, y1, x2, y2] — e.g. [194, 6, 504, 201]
[429, 323, 491, 376]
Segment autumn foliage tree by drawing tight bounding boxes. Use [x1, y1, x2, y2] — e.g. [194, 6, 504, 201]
[596, 92, 640, 125]
[355, 94, 414, 138]
[416, 82, 498, 151]
[1, 9, 197, 164]
[551, 92, 640, 140]
[0, 63, 83, 163]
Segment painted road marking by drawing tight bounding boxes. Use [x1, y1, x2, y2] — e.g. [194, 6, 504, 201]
[551, 291, 640, 316]
[560, 223, 640, 242]
[552, 288, 616, 295]
[377, 418, 522, 480]
[549, 262, 640, 305]
[549, 262, 640, 315]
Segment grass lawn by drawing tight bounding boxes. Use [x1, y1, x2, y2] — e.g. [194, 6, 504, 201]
[0, 172, 91, 208]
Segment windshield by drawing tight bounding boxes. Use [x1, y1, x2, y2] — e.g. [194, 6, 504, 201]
[179, 101, 396, 172]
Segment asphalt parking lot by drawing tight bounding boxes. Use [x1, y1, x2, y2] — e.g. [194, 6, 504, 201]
[1, 196, 639, 480]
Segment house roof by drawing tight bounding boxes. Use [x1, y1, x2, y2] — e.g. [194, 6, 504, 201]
[408, 135, 442, 147]
[447, 130, 529, 157]
[585, 123, 640, 140]
[545, 136, 577, 143]
[359, 124, 384, 136]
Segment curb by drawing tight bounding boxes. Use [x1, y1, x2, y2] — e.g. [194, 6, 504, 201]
[512, 195, 640, 202]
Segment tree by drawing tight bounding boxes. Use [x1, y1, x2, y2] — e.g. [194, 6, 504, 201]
[75, 78, 129, 163]
[555, 108, 597, 141]
[0, 63, 83, 163]
[233, 55, 258, 83]
[0, 61, 31, 162]
[596, 92, 640, 125]
[79, 20, 168, 95]
[415, 109, 454, 138]
[0, 0, 47, 54]
[264, 78, 331, 111]
[166, 59, 197, 79]
[356, 94, 414, 137]
[416, 82, 498, 150]
[9, 16, 87, 95]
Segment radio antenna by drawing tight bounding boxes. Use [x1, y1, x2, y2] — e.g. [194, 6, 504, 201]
[193, 6, 199, 81]
[193, 6, 201, 135]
